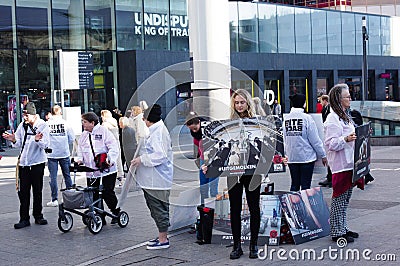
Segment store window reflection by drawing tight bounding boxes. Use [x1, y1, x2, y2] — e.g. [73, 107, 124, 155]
[52, 0, 85, 50]
[16, 0, 50, 49]
[0, 3, 12, 48]
[144, 0, 168, 50]
[0, 50, 15, 136]
[170, 0, 189, 51]
[85, 0, 114, 50]
[238, 2, 258, 52]
[116, 0, 143, 51]
[18, 49, 52, 118]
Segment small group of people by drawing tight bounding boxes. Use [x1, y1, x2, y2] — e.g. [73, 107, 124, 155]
[2, 84, 374, 256]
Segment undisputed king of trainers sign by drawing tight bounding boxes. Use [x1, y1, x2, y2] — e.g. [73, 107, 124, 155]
[133, 12, 188, 36]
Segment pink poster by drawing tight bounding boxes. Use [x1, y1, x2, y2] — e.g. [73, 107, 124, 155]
[8, 95, 28, 131]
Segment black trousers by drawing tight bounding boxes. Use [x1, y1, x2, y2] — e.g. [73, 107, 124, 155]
[87, 173, 118, 213]
[18, 163, 45, 221]
[228, 175, 261, 244]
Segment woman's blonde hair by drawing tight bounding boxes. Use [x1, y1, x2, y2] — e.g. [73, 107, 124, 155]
[252, 97, 266, 116]
[131, 106, 142, 117]
[230, 89, 255, 119]
[119, 116, 129, 128]
[101, 109, 112, 119]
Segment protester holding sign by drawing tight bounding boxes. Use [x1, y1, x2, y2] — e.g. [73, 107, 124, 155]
[350, 109, 374, 184]
[202, 89, 261, 260]
[324, 84, 363, 243]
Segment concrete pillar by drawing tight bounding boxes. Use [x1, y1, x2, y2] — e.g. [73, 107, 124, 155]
[311, 69, 318, 113]
[283, 69, 290, 113]
[188, 0, 231, 120]
[68, 0, 85, 49]
[258, 69, 265, 96]
[333, 69, 339, 85]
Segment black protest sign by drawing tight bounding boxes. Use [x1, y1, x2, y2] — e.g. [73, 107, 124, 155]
[353, 122, 372, 182]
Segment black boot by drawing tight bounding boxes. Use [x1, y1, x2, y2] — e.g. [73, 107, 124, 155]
[111, 208, 120, 224]
[249, 244, 258, 259]
[229, 242, 243, 260]
[249, 238, 258, 259]
[365, 174, 374, 185]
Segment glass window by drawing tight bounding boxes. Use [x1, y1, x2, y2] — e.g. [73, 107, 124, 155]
[367, 4, 381, 15]
[0, 2, 13, 48]
[277, 5, 295, 53]
[143, 0, 168, 50]
[115, 0, 143, 51]
[0, 50, 15, 129]
[238, 2, 258, 52]
[391, 17, 400, 56]
[351, 0, 367, 13]
[341, 12, 355, 55]
[381, 16, 391, 56]
[16, 0, 50, 49]
[368, 15, 381, 55]
[311, 9, 327, 54]
[258, 4, 277, 53]
[295, 8, 311, 54]
[52, 0, 85, 50]
[381, 4, 395, 16]
[85, 0, 114, 50]
[355, 14, 364, 56]
[170, 0, 189, 51]
[18, 50, 52, 118]
[229, 2, 239, 52]
[327, 11, 342, 54]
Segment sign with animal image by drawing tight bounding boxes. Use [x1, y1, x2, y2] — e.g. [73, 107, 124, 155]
[352, 122, 371, 182]
[213, 194, 282, 246]
[279, 187, 330, 245]
[202, 116, 283, 178]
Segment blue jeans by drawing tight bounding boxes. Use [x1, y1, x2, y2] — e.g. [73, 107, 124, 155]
[48, 157, 73, 201]
[199, 159, 219, 204]
[288, 162, 315, 191]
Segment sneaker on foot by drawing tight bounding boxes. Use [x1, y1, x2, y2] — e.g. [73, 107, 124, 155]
[147, 240, 170, 250]
[147, 237, 159, 245]
[46, 200, 59, 207]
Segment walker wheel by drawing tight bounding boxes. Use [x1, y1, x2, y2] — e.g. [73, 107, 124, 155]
[58, 212, 73, 233]
[88, 214, 103, 234]
[82, 210, 90, 226]
[117, 211, 129, 228]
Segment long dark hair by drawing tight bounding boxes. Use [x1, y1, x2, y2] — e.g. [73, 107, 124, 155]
[328, 84, 350, 124]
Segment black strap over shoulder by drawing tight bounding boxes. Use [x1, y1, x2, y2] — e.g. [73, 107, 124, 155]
[88, 133, 96, 160]
[18, 124, 29, 160]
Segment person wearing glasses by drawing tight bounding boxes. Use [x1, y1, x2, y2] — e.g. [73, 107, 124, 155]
[324, 84, 363, 243]
[3, 102, 50, 229]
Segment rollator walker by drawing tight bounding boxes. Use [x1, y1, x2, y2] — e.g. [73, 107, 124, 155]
[57, 161, 129, 234]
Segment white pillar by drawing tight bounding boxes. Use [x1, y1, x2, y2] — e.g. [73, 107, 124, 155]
[188, 0, 231, 120]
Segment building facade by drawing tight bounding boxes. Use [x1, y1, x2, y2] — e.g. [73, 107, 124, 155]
[0, 0, 399, 134]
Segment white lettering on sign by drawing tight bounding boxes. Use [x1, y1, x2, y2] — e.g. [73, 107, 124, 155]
[133, 12, 188, 37]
